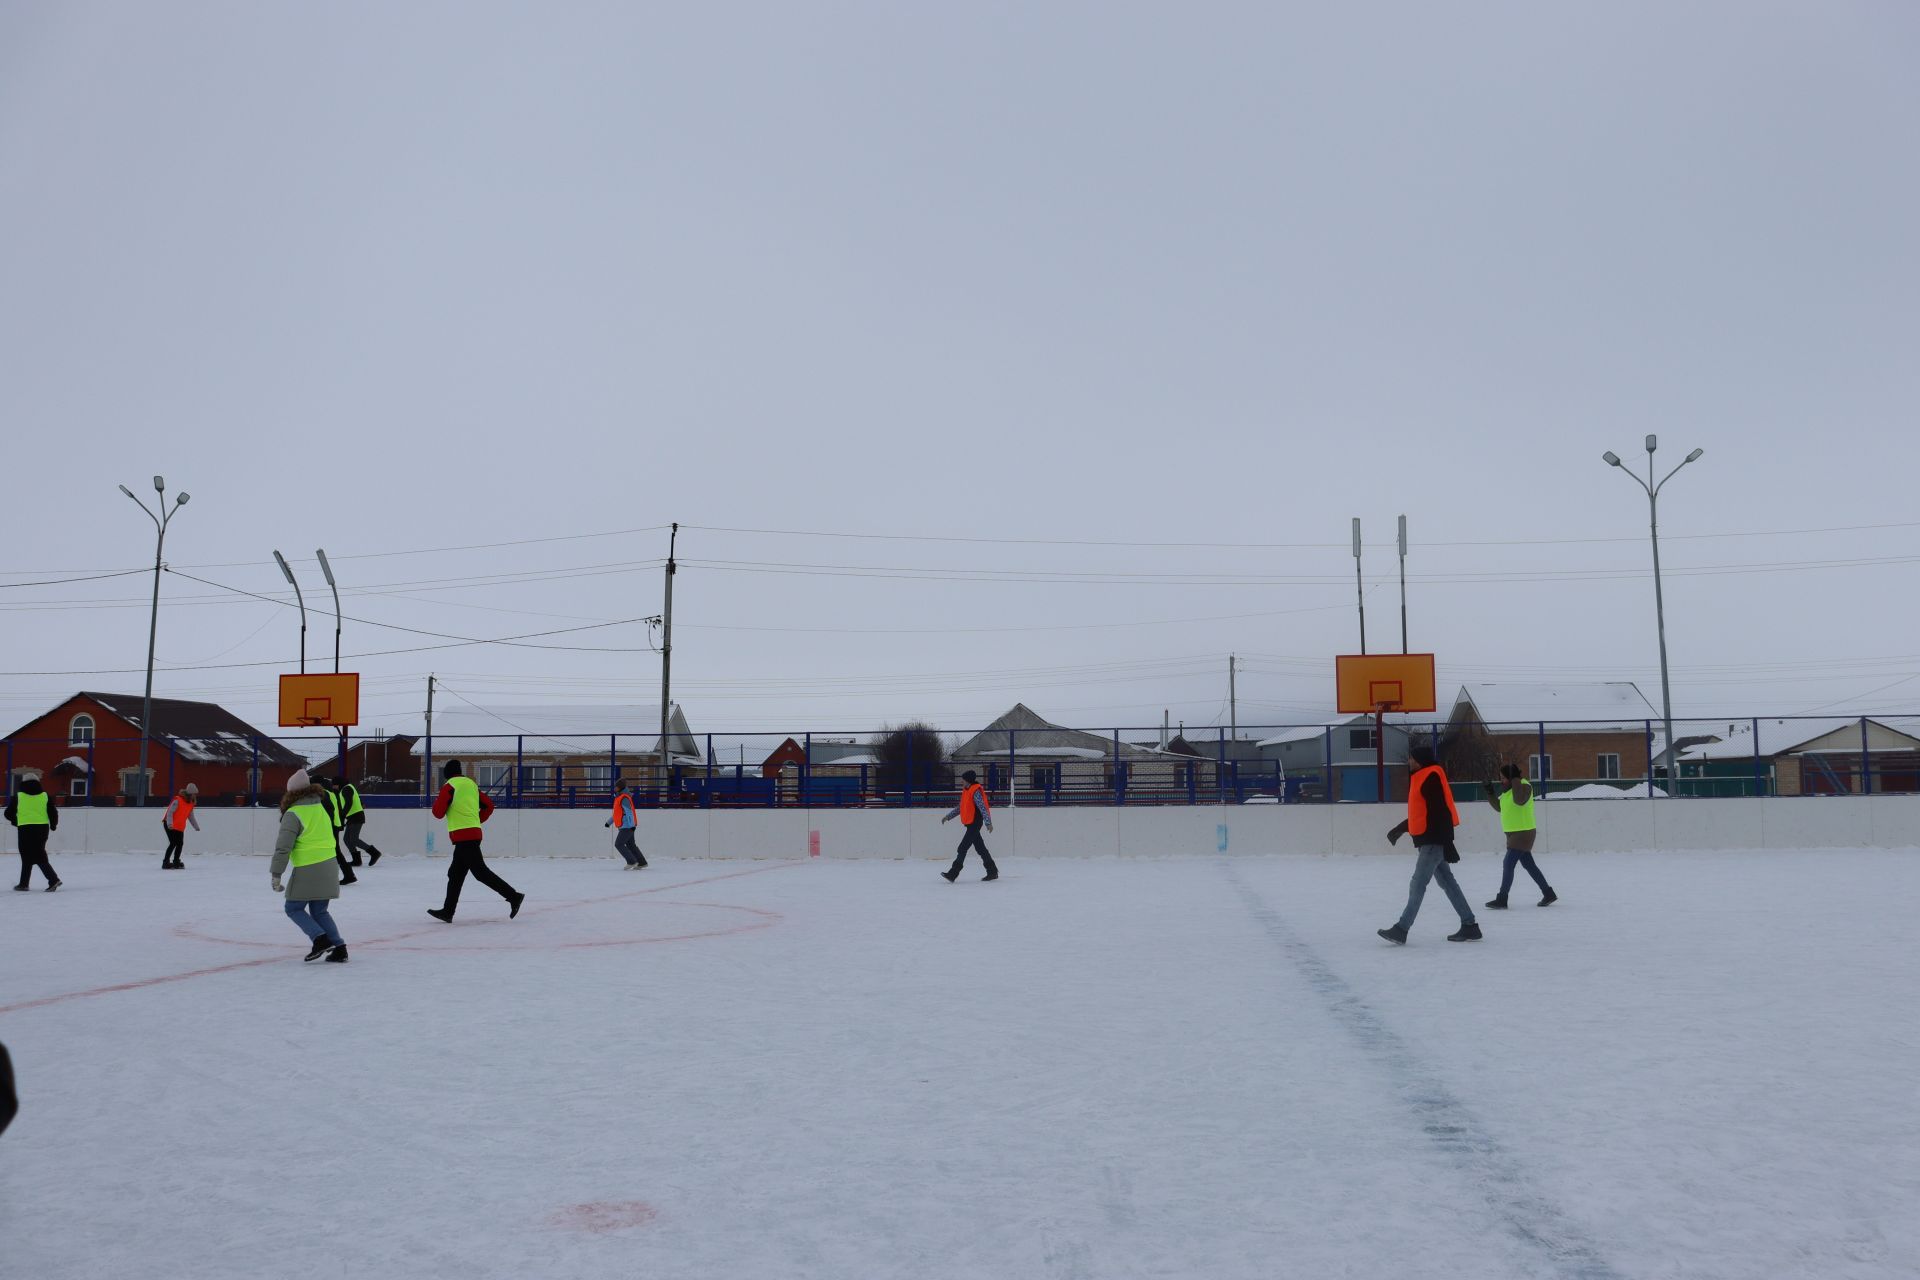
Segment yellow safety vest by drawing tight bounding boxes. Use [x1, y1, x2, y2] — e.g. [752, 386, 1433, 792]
[444, 775, 482, 834]
[286, 802, 338, 868]
[15, 791, 50, 825]
[343, 785, 364, 819]
[1499, 779, 1537, 833]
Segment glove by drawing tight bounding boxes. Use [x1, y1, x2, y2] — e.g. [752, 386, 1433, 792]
[604, 820, 612, 828]
[1386, 828, 1402, 846]
[985, 822, 993, 833]
[271, 877, 283, 892]
[1443, 843, 1460, 865]
[940, 814, 952, 824]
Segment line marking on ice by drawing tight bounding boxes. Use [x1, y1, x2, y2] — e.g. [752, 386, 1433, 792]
[0, 860, 809, 1017]
[1221, 861, 1624, 1280]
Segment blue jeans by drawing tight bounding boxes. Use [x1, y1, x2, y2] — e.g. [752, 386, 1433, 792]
[1499, 847, 1552, 897]
[1398, 843, 1475, 930]
[285, 899, 343, 946]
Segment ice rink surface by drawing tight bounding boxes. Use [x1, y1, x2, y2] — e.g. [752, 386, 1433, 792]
[2, 847, 1915, 1280]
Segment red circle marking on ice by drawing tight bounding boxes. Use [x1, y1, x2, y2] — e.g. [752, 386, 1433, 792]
[549, 1200, 658, 1233]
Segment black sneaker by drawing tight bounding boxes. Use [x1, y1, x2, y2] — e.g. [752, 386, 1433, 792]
[941, 870, 959, 883]
[45, 880, 61, 892]
[12, 884, 27, 892]
[1485, 896, 1508, 909]
[1377, 924, 1408, 945]
[304, 936, 331, 962]
[1538, 890, 1558, 907]
[508, 892, 525, 919]
[324, 944, 349, 963]
[981, 873, 999, 882]
[427, 908, 453, 923]
[1448, 922, 1483, 941]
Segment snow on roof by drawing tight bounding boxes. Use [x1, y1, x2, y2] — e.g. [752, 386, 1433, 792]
[1455, 682, 1657, 731]
[1256, 713, 1426, 749]
[1682, 717, 1920, 761]
[410, 704, 696, 759]
[1540, 782, 1668, 800]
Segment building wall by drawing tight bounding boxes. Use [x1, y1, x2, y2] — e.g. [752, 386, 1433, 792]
[5, 696, 299, 803]
[1485, 730, 1651, 782]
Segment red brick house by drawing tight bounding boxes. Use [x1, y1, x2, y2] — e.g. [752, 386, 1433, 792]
[4, 692, 307, 805]
[311, 733, 421, 792]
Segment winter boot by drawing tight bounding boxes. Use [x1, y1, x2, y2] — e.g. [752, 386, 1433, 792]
[304, 936, 332, 962]
[367, 849, 382, 867]
[941, 869, 959, 883]
[45, 879, 61, 892]
[981, 872, 999, 882]
[12, 884, 28, 892]
[324, 944, 349, 963]
[1447, 922, 1483, 942]
[1485, 895, 1508, 909]
[1377, 924, 1408, 945]
[1538, 889, 1557, 907]
[427, 908, 453, 923]
[508, 892, 525, 919]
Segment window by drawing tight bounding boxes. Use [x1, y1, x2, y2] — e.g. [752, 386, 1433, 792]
[69, 778, 88, 798]
[1597, 753, 1622, 780]
[473, 762, 512, 792]
[69, 714, 95, 746]
[1029, 765, 1057, 790]
[1528, 754, 1553, 781]
[117, 766, 154, 800]
[583, 764, 614, 792]
[1348, 728, 1378, 750]
[521, 765, 555, 793]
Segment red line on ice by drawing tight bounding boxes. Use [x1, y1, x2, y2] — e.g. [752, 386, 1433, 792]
[0, 860, 808, 1016]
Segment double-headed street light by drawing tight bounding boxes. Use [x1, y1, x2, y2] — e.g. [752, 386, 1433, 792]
[272, 550, 308, 673]
[1603, 435, 1705, 785]
[119, 476, 190, 804]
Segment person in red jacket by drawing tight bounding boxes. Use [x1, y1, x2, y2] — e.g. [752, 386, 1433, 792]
[1378, 744, 1480, 944]
[939, 770, 998, 883]
[426, 760, 523, 923]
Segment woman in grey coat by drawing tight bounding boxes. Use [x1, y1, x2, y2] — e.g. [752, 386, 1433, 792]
[272, 770, 347, 963]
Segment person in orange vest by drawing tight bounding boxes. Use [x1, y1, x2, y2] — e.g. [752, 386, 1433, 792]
[605, 777, 647, 869]
[1378, 744, 1480, 944]
[161, 782, 200, 869]
[939, 769, 998, 883]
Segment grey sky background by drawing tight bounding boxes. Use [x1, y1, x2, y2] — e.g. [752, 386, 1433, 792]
[3, 2, 1917, 749]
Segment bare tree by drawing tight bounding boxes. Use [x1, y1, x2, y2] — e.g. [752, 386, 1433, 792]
[871, 722, 949, 799]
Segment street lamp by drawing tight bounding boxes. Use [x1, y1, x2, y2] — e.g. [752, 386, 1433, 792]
[1602, 434, 1705, 786]
[119, 476, 190, 805]
[272, 550, 308, 674]
[314, 549, 341, 672]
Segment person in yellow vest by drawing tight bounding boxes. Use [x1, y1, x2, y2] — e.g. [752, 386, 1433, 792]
[1484, 763, 1556, 909]
[1378, 744, 1480, 943]
[327, 776, 384, 868]
[427, 759, 523, 922]
[270, 769, 347, 962]
[605, 778, 647, 868]
[161, 782, 199, 869]
[6, 776, 62, 892]
[939, 770, 998, 883]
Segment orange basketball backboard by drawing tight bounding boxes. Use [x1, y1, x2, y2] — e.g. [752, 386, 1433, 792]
[1335, 653, 1436, 714]
[278, 673, 361, 727]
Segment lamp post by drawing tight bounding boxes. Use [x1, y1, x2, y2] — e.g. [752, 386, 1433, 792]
[119, 477, 189, 805]
[315, 549, 346, 778]
[1602, 435, 1705, 785]
[273, 550, 308, 673]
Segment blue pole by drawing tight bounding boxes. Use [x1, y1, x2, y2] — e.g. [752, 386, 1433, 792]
[250, 735, 259, 808]
[904, 730, 913, 809]
[1751, 717, 1762, 798]
[1537, 721, 1547, 788]
[1860, 717, 1872, 796]
[609, 734, 617, 805]
[1216, 726, 1225, 804]
[803, 732, 812, 810]
[1324, 724, 1334, 803]
[515, 735, 524, 808]
[1645, 720, 1654, 799]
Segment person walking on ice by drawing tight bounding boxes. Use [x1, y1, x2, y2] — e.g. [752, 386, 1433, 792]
[605, 777, 647, 869]
[939, 769, 998, 883]
[1484, 763, 1556, 909]
[271, 769, 348, 963]
[160, 782, 199, 869]
[329, 776, 384, 869]
[1378, 744, 1480, 944]
[427, 760, 523, 923]
[7, 776, 62, 892]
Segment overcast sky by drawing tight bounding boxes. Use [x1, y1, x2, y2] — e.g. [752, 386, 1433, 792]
[2, 1, 1917, 754]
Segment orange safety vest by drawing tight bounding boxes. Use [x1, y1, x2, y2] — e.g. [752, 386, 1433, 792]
[959, 782, 990, 825]
[610, 792, 634, 825]
[168, 795, 196, 832]
[1406, 764, 1460, 837]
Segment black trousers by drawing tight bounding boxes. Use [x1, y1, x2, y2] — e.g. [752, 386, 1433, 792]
[342, 817, 383, 865]
[163, 828, 185, 865]
[15, 826, 56, 888]
[613, 828, 646, 866]
[442, 839, 518, 915]
[948, 821, 998, 877]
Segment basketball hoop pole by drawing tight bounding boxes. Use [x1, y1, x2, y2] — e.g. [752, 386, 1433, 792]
[1375, 702, 1391, 803]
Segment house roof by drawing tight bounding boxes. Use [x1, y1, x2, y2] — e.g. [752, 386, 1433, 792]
[1681, 717, 1920, 761]
[1256, 713, 1424, 749]
[951, 703, 1161, 760]
[29, 692, 308, 767]
[1454, 682, 1657, 731]
[408, 703, 697, 760]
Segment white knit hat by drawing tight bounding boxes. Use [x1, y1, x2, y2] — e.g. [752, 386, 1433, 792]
[287, 768, 311, 792]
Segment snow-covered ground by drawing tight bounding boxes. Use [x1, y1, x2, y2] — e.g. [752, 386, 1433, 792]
[2, 848, 1915, 1279]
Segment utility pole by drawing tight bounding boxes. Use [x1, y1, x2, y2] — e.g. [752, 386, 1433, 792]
[119, 477, 189, 804]
[1229, 654, 1237, 741]
[659, 522, 678, 791]
[1352, 517, 1367, 654]
[1397, 515, 1409, 654]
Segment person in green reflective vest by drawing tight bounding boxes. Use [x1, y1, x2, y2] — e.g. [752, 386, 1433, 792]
[327, 776, 384, 868]
[271, 769, 348, 962]
[6, 776, 62, 892]
[427, 759, 522, 923]
[1484, 763, 1557, 909]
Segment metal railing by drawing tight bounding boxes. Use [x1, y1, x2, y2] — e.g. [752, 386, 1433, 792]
[7, 715, 1918, 809]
